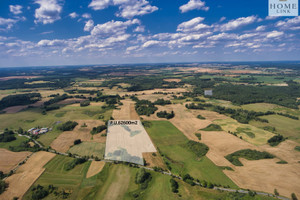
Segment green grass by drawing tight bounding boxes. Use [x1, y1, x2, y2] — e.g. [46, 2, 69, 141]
[250, 114, 300, 143]
[201, 124, 223, 131]
[68, 141, 105, 159]
[0, 134, 28, 150]
[23, 155, 91, 200]
[37, 130, 63, 147]
[236, 127, 255, 138]
[145, 121, 237, 188]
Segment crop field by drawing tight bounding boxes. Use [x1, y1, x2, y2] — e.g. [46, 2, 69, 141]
[0, 151, 56, 200]
[145, 121, 237, 187]
[23, 155, 91, 200]
[105, 120, 156, 165]
[86, 161, 106, 178]
[112, 99, 139, 120]
[51, 120, 106, 152]
[0, 148, 31, 173]
[68, 141, 106, 159]
[250, 114, 300, 143]
[214, 118, 275, 146]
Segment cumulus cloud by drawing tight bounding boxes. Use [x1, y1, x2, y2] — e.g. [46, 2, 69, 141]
[34, 0, 63, 24]
[84, 20, 94, 32]
[177, 17, 209, 32]
[134, 26, 145, 32]
[266, 31, 284, 38]
[208, 33, 238, 40]
[9, 5, 23, 15]
[276, 16, 300, 30]
[218, 16, 257, 31]
[82, 13, 92, 19]
[88, 0, 158, 18]
[142, 40, 160, 48]
[37, 39, 66, 47]
[0, 17, 18, 31]
[256, 25, 266, 31]
[179, 0, 209, 13]
[91, 19, 140, 36]
[69, 12, 78, 18]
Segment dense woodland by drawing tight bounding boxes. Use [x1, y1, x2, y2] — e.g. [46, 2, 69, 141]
[0, 93, 41, 110]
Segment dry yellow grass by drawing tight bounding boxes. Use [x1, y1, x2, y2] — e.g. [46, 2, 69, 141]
[142, 152, 166, 169]
[0, 149, 31, 173]
[163, 79, 181, 83]
[86, 161, 106, 178]
[51, 120, 106, 152]
[112, 99, 139, 120]
[0, 151, 55, 200]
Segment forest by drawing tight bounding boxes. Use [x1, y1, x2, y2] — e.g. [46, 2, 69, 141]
[0, 93, 41, 110]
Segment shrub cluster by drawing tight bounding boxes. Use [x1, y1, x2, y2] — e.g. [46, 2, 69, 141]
[57, 121, 78, 131]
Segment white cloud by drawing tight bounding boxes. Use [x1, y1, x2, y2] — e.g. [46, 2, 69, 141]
[69, 12, 78, 18]
[9, 5, 23, 15]
[134, 26, 145, 32]
[37, 39, 66, 47]
[208, 33, 237, 40]
[84, 20, 94, 32]
[177, 17, 209, 32]
[256, 25, 266, 31]
[142, 40, 160, 48]
[276, 16, 300, 30]
[34, 0, 62, 24]
[88, 0, 158, 18]
[91, 19, 140, 36]
[82, 13, 92, 19]
[0, 17, 18, 30]
[265, 16, 279, 20]
[219, 16, 257, 31]
[179, 0, 209, 13]
[219, 17, 226, 22]
[266, 31, 284, 38]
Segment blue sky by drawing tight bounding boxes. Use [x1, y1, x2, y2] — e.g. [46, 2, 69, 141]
[0, 0, 299, 67]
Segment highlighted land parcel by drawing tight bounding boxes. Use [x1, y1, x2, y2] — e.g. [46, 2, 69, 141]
[104, 120, 156, 165]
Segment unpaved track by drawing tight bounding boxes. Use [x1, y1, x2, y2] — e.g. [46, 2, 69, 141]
[0, 149, 31, 173]
[86, 161, 105, 178]
[0, 151, 55, 200]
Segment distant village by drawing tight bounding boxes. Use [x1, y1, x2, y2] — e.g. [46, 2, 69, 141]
[27, 127, 52, 135]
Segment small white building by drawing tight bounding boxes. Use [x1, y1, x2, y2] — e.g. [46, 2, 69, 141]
[204, 89, 213, 96]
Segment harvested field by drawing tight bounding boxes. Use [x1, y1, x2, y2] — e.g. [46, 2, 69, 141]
[168, 104, 212, 141]
[112, 99, 139, 120]
[0, 151, 55, 200]
[142, 152, 166, 169]
[200, 131, 257, 167]
[0, 149, 31, 173]
[2, 105, 28, 113]
[224, 159, 300, 198]
[86, 161, 106, 178]
[137, 93, 173, 102]
[163, 78, 181, 83]
[51, 120, 106, 152]
[200, 130, 300, 198]
[189, 109, 229, 121]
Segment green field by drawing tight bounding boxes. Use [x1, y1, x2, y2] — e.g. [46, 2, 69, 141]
[68, 141, 106, 159]
[214, 118, 275, 146]
[250, 114, 300, 143]
[0, 105, 112, 133]
[0, 134, 28, 150]
[145, 121, 237, 188]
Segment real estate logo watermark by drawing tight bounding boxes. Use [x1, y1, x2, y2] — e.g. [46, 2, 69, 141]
[269, 0, 298, 16]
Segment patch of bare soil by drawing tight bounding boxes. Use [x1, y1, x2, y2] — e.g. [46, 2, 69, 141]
[0, 149, 31, 173]
[51, 120, 106, 152]
[86, 161, 105, 178]
[2, 105, 28, 113]
[0, 151, 55, 200]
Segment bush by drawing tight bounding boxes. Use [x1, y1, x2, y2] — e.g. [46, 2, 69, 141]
[65, 158, 87, 171]
[291, 193, 298, 200]
[268, 134, 285, 146]
[195, 133, 201, 140]
[197, 114, 206, 119]
[186, 140, 209, 157]
[31, 185, 49, 200]
[58, 121, 78, 131]
[201, 124, 222, 131]
[90, 125, 107, 135]
[0, 180, 8, 195]
[80, 100, 90, 107]
[156, 111, 175, 119]
[0, 129, 16, 142]
[295, 146, 300, 152]
[135, 168, 152, 190]
[170, 179, 179, 193]
[225, 149, 275, 166]
[74, 139, 81, 145]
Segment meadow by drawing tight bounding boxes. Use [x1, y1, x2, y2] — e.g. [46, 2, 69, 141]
[68, 141, 105, 159]
[145, 121, 237, 188]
